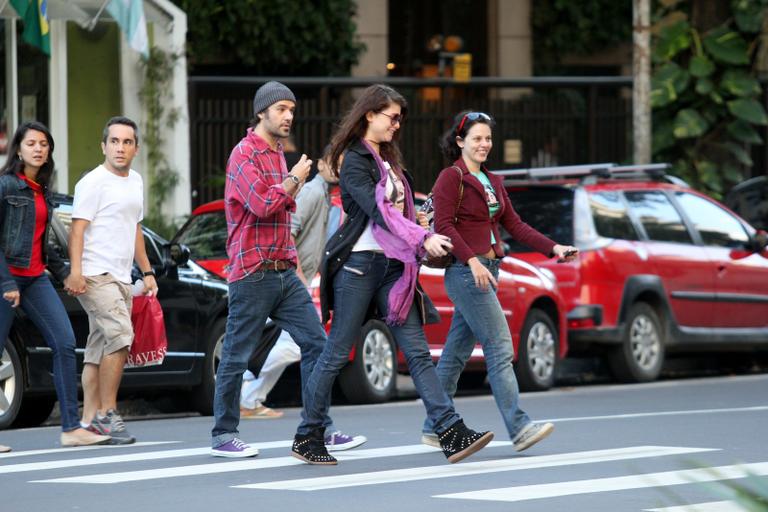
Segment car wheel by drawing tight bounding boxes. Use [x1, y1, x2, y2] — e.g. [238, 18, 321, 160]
[12, 396, 56, 428]
[338, 319, 397, 404]
[515, 309, 557, 391]
[609, 302, 665, 383]
[191, 319, 225, 416]
[0, 342, 23, 430]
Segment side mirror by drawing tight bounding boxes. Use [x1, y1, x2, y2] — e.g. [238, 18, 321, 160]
[168, 243, 190, 266]
[753, 230, 768, 252]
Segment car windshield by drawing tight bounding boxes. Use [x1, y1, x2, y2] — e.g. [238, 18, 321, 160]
[175, 211, 228, 260]
[504, 187, 574, 252]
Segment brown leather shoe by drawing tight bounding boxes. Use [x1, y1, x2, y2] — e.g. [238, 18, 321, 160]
[61, 428, 111, 447]
[240, 404, 284, 419]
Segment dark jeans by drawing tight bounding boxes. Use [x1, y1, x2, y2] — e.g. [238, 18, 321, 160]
[0, 274, 79, 432]
[211, 268, 328, 447]
[298, 251, 460, 435]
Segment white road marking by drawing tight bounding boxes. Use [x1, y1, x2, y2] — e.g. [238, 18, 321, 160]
[645, 501, 743, 512]
[234, 446, 717, 491]
[434, 462, 768, 503]
[0, 441, 177, 460]
[539, 405, 768, 424]
[1, 440, 290, 475]
[31, 442, 510, 484]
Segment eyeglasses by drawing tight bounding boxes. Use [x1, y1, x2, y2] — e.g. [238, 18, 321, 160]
[377, 112, 404, 126]
[457, 112, 492, 135]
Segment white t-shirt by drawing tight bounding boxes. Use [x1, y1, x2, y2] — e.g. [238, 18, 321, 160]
[72, 165, 144, 283]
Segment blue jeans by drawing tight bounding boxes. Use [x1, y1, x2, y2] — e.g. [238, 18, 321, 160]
[423, 257, 531, 439]
[298, 251, 460, 435]
[211, 268, 330, 447]
[0, 274, 79, 432]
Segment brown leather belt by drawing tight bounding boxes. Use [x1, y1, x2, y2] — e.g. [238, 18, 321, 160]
[260, 260, 293, 271]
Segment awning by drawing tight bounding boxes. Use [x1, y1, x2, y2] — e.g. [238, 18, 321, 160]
[0, 0, 172, 27]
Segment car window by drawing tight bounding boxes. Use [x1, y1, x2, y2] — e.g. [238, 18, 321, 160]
[588, 191, 639, 240]
[624, 191, 693, 244]
[675, 192, 749, 248]
[504, 188, 574, 251]
[175, 211, 228, 260]
[143, 234, 162, 266]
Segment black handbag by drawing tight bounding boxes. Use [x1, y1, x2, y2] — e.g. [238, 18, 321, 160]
[419, 166, 463, 268]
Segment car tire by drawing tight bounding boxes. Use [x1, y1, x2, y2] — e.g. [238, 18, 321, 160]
[609, 302, 665, 383]
[191, 319, 225, 416]
[515, 309, 557, 391]
[12, 395, 56, 428]
[0, 342, 24, 430]
[338, 319, 397, 404]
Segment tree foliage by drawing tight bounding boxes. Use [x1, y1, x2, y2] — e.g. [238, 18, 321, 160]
[170, 0, 365, 75]
[652, 0, 768, 197]
[531, 0, 632, 73]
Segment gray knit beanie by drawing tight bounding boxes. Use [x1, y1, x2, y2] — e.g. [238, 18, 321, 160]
[253, 81, 296, 115]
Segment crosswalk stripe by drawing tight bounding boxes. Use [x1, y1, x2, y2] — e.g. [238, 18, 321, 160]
[234, 446, 717, 491]
[645, 501, 743, 512]
[0, 441, 177, 460]
[1, 440, 291, 475]
[540, 405, 768, 424]
[434, 462, 768, 503]
[30, 442, 510, 484]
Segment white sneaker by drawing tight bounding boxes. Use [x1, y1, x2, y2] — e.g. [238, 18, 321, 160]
[420, 433, 441, 448]
[513, 422, 554, 452]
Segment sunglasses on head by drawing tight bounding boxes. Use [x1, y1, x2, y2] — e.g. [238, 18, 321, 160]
[457, 112, 492, 135]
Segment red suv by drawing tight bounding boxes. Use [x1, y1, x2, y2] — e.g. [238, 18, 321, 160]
[173, 196, 568, 403]
[499, 163, 768, 383]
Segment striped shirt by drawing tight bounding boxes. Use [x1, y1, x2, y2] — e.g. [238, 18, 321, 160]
[224, 128, 296, 283]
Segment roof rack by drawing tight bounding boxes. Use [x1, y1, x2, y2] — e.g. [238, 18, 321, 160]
[493, 162, 683, 185]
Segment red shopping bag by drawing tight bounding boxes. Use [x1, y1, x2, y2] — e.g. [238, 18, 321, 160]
[127, 295, 168, 368]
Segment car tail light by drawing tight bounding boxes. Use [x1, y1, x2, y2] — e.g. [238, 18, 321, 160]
[568, 318, 596, 329]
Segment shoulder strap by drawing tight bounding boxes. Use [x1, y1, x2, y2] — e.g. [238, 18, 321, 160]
[451, 165, 464, 224]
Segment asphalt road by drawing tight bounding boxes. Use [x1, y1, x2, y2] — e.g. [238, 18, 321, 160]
[1, 373, 767, 512]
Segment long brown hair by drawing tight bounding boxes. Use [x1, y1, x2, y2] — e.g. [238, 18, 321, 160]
[329, 84, 408, 177]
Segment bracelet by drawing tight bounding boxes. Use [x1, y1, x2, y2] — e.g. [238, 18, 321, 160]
[142, 270, 156, 278]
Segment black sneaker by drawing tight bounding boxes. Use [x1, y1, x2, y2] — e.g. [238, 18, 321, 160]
[95, 409, 136, 445]
[438, 420, 494, 463]
[292, 429, 337, 465]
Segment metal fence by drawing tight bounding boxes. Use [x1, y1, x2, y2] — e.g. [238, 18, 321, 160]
[188, 76, 635, 207]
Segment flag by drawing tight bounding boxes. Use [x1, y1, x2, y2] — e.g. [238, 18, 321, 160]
[107, 0, 149, 58]
[10, 0, 50, 56]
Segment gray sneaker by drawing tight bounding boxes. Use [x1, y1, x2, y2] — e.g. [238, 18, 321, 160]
[94, 409, 136, 445]
[512, 422, 554, 452]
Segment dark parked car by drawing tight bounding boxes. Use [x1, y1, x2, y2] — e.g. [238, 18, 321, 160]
[0, 198, 275, 429]
[498, 163, 768, 384]
[726, 175, 768, 231]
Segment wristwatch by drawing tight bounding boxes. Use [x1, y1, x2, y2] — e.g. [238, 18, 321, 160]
[289, 174, 301, 185]
[142, 270, 156, 278]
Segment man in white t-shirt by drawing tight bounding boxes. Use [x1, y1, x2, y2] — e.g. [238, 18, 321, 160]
[64, 117, 158, 445]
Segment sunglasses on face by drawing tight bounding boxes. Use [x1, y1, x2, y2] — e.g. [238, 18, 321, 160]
[457, 112, 492, 135]
[378, 111, 404, 126]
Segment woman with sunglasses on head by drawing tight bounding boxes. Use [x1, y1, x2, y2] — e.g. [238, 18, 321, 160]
[0, 122, 112, 450]
[292, 85, 494, 465]
[421, 111, 578, 453]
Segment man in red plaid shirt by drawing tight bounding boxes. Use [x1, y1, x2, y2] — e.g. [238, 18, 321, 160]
[210, 82, 364, 461]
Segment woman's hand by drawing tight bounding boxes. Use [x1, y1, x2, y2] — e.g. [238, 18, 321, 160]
[3, 290, 20, 308]
[553, 244, 579, 262]
[416, 211, 430, 230]
[468, 257, 498, 291]
[424, 234, 453, 258]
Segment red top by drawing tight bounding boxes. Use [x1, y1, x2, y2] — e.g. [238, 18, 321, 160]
[432, 158, 556, 263]
[9, 173, 47, 277]
[224, 128, 297, 283]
